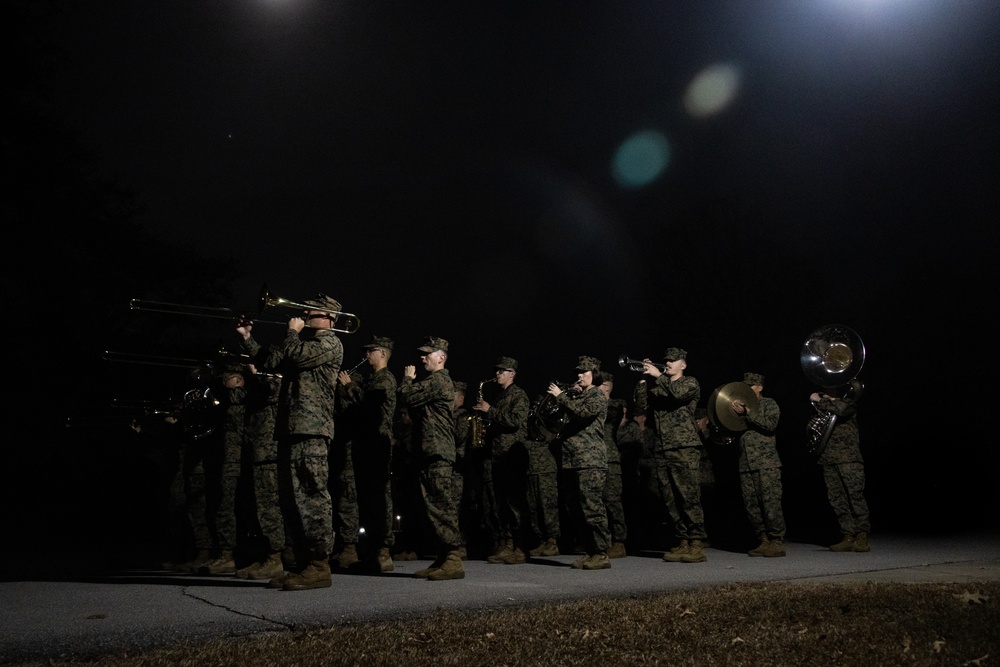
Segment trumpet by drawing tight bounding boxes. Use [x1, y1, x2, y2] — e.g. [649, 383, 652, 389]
[618, 354, 667, 373]
[129, 283, 361, 334]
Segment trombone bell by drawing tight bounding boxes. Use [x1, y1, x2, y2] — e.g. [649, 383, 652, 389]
[257, 285, 361, 334]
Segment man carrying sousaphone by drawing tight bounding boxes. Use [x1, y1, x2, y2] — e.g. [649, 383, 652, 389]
[810, 378, 870, 553]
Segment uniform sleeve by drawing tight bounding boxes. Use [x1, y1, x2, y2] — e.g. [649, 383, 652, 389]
[747, 397, 780, 434]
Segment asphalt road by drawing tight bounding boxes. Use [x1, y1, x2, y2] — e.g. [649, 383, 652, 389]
[3, 531, 999, 664]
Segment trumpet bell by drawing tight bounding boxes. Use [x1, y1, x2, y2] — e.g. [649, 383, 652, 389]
[801, 324, 865, 388]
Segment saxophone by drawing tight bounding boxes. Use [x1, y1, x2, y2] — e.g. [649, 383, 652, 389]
[468, 378, 495, 449]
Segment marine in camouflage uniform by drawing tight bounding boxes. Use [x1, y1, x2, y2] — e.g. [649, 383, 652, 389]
[397, 336, 463, 580]
[732, 373, 786, 558]
[599, 378, 628, 559]
[330, 369, 362, 568]
[551, 356, 610, 570]
[234, 371, 287, 580]
[202, 366, 250, 575]
[339, 335, 397, 571]
[452, 381, 471, 556]
[812, 379, 870, 552]
[634, 347, 707, 563]
[615, 402, 655, 551]
[239, 293, 343, 591]
[525, 394, 561, 557]
[476, 357, 531, 564]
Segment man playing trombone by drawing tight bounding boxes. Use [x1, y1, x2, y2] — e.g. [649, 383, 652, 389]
[236, 293, 344, 591]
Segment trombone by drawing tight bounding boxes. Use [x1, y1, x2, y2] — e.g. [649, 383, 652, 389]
[103, 350, 283, 380]
[130, 283, 361, 334]
[618, 354, 667, 373]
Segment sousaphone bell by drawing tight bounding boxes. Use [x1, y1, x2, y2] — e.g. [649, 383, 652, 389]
[800, 324, 866, 456]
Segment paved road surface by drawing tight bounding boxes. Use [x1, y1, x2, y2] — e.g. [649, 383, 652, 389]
[3, 530, 998, 664]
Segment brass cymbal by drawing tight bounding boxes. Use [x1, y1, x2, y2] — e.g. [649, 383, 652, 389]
[708, 382, 759, 433]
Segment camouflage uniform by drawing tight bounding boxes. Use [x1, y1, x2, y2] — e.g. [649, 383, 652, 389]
[342, 364, 397, 556]
[453, 397, 471, 548]
[737, 377, 785, 542]
[390, 407, 428, 556]
[243, 325, 342, 562]
[525, 418, 561, 550]
[602, 398, 628, 548]
[484, 380, 531, 552]
[555, 360, 610, 556]
[815, 386, 870, 537]
[214, 379, 248, 558]
[397, 355, 461, 553]
[634, 351, 705, 545]
[244, 374, 286, 556]
[330, 372, 361, 558]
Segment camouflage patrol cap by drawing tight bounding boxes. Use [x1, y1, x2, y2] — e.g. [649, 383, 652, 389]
[417, 336, 449, 353]
[743, 372, 765, 387]
[576, 355, 602, 372]
[663, 347, 687, 362]
[453, 381, 468, 393]
[495, 356, 518, 371]
[222, 361, 247, 373]
[303, 293, 342, 314]
[362, 335, 394, 351]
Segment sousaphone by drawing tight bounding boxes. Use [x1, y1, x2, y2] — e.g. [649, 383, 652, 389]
[801, 324, 866, 456]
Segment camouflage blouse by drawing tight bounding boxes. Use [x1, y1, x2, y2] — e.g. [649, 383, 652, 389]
[555, 385, 608, 469]
[739, 395, 782, 472]
[486, 383, 530, 456]
[813, 394, 863, 465]
[242, 328, 343, 440]
[398, 368, 456, 463]
[634, 374, 701, 452]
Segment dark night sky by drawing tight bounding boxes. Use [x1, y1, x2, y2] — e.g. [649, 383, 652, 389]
[22, 0, 1000, 542]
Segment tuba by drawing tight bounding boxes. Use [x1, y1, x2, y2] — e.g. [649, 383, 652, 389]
[468, 378, 495, 449]
[801, 324, 866, 456]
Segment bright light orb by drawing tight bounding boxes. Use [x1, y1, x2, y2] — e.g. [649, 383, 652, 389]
[683, 63, 741, 118]
[611, 130, 672, 189]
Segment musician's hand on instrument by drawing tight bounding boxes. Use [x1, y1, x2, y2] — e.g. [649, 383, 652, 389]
[403, 365, 417, 380]
[642, 359, 662, 377]
[337, 371, 352, 386]
[809, 392, 823, 402]
[731, 399, 747, 416]
[547, 382, 562, 397]
[474, 401, 490, 412]
[287, 316, 305, 333]
[236, 317, 253, 340]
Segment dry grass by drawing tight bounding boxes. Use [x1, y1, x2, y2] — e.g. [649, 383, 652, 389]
[11, 582, 999, 667]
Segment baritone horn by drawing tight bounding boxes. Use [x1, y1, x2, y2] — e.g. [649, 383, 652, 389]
[618, 354, 667, 373]
[130, 283, 361, 334]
